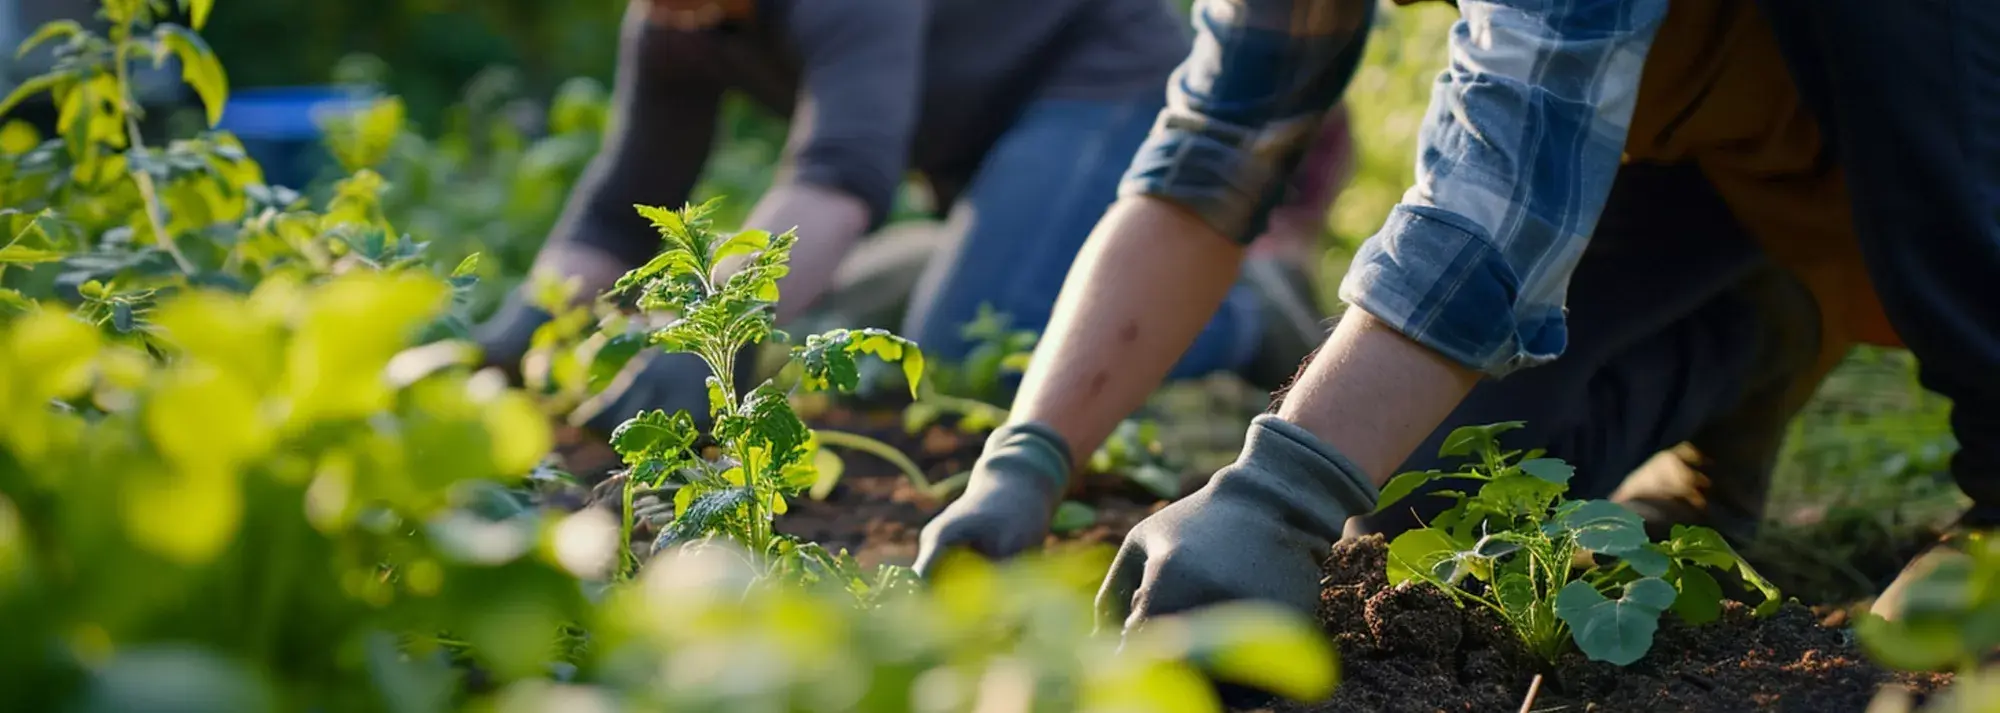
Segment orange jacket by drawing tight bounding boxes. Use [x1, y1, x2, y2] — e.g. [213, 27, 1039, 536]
[1623, 0, 1902, 391]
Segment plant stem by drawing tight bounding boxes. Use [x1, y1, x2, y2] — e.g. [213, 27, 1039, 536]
[815, 429, 935, 496]
[112, 29, 195, 275]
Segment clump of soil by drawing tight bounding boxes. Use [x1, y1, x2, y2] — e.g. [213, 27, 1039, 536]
[1273, 536, 1952, 713]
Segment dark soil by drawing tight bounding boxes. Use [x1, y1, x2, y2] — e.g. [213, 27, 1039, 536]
[1271, 536, 1952, 713]
[548, 403, 1165, 568]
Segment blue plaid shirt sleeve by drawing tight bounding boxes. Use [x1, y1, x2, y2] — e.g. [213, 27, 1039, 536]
[1122, 0, 1670, 377]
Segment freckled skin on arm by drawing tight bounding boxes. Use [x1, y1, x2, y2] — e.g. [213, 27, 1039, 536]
[1005, 196, 1247, 465]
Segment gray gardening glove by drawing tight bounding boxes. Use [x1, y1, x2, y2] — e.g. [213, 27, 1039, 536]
[912, 422, 1073, 578]
[472, 289, 555, 382]
[1096, 414, 1379, 631]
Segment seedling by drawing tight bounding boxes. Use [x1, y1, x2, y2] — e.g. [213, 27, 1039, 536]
[601, 198, 924, 593]
[1378, 422, 1781, 665]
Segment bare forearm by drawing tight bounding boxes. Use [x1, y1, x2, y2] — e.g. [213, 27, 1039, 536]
[740, 182, 871, 324]
[1008, 195, 1246, 463]
[1274, 309, 1481, 483]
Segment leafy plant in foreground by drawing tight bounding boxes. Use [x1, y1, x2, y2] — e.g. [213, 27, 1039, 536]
[1856, 530, 2000, 675]
[599, 198, 924, 595]
[1379, 422, 1781, 665]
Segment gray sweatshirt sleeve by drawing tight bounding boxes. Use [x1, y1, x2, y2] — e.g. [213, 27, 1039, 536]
[546, 8, 724, 268]
[778, 0, 929, 230]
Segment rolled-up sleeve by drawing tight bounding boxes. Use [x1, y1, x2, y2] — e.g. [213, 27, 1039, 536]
[1339, 0, 1668, 377]
[781, 0, 928, 231]
[1119, 0, 1376, 242]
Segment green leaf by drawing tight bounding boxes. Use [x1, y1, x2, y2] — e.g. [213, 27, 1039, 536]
[1518, 458, 1574, 485]
[0, 246, 62, 264]
[0, 72, 66, 120]
[1050, 501, 1098, 534]
[710, 228, 773, 265]
[16, 20, 83, 58]
[1662, 525, 1783, 615]
[1477, 474, 1565, 519]
[1496, 571, 1536, 615]
[1556, 578, 1676, 665]
[1671, 565, 1722, 625]
[1438, 421, 1524, 458]
[808, 447, 845, 501]
[153, 25, 229, 127]
[0, 288, 30, 316]
[187, 0, 214, 29]
[609, 410, 697, 465]
[450, 253, 480, 278]
[1621, 546, 1670, 578]
[586, 332, 646, 391]
[1855, 612, 1969, 673]
[365, 632, 452, 713]
[1386, 528, 1458, 587]
[1374, 469, 1446, 514]
[1562, 500, 1649, 555]
[1126, 464, 1182, 501]
[655, 486, 753, 553]
[795, 328, 923, 396]
[1178, 602, 1342, 703]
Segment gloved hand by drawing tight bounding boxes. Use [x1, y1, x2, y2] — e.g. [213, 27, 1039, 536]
[912, 422, 1073, 578]
[1095, 414, 1378, 632]
[472, 289, 556, 382]
[575, 348, 757, 439]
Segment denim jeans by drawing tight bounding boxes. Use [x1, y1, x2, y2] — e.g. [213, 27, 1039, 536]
[901, 95, 1265, 381]
[1757, 0, 2000, 524]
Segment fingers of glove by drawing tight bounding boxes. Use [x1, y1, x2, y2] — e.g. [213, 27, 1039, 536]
[1093, 537, 1149, 633]
[914, 505, 1047, 579]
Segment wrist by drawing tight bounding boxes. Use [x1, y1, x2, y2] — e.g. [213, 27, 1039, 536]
[1226, 414, 1380, 520]
[978, 421, 1074, 496]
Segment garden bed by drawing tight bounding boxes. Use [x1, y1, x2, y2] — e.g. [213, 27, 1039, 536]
[1273, 536, 1951, 713]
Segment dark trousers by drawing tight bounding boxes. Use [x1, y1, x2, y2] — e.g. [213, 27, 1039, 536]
[1757, 0, 2000, 524]
[1349, 164, 1790, 537]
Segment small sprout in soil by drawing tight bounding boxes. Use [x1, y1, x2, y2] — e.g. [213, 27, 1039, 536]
[1377, 421, 1782, 666]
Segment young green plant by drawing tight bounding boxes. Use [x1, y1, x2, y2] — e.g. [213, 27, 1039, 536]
[600, 199, 924, 597]
[1378, 422, 1782, 665]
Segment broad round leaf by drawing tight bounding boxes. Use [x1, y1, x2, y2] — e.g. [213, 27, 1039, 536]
[1555, 578, 1675, 665]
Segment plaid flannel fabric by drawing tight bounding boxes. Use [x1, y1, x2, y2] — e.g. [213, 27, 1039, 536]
[1122, 0, 1670, 376]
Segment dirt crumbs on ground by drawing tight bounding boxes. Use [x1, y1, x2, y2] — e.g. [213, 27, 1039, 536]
[1271, 536, 1952, 713]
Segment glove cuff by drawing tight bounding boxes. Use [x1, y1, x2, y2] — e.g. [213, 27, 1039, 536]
[978, 421, 1074, 495]
[1229, 414, 1380, 525]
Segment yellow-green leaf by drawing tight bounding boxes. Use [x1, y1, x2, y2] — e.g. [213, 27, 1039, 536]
[0, 120, 39, 154]
[901, 345, 925, 398]
[187, 0, 214, 29]
[1183, 602, 1340, 702]
[16, 20, 82, 59]
[121, 464, 242, 565]
[0, 72, 65, 120]
[0, 246, 61, 264]
[481, 390, 551, 476]
[154, 25, 229, 127]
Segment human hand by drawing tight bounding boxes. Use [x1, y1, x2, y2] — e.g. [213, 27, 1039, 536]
[1095, 415, 1378, 630]
[912, 422, 1072, 578]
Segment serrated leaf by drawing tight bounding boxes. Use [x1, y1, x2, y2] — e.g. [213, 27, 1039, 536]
[654, 486, 753, 554]
[1671, 565, 1722, 625]
[608, 410, 697, 465]
[1556, 578, 1675, 665]
[1438, 421, 1524, 458]
[1562, 500, 1649, 555]
[1518, 458, 1574, 484]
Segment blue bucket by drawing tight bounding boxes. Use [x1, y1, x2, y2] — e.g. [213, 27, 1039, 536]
[216, 86, 377, 189]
